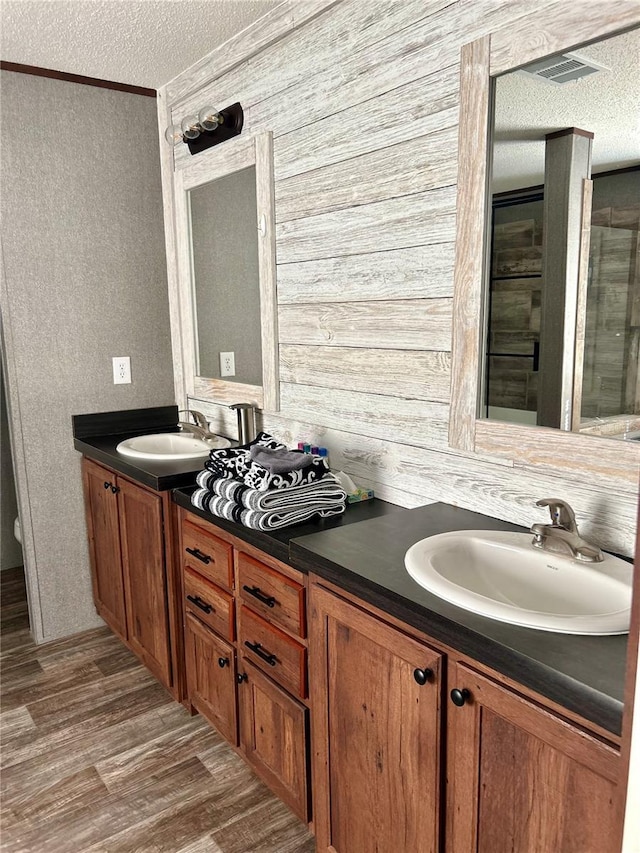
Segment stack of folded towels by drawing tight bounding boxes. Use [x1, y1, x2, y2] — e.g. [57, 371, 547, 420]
[191, 432, 347, 531]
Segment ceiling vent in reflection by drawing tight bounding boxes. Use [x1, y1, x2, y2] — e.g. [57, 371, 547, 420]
[520, 52, 609, 85]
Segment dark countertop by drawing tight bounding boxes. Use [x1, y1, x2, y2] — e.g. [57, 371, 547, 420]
[289, 503, 628, 737]
[72, 405, 229, 490]
[73, 407, 627, 737]
[173, 487, 402, 565]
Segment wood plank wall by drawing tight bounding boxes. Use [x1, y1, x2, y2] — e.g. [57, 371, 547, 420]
[162, 0, 640, 556]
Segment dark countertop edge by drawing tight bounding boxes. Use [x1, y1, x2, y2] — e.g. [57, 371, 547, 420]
[288, 539, 622, 736]
[172, 486, 403, 565]
[73, 436, 206, 491]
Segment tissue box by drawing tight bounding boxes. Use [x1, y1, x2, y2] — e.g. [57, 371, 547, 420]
[347, 488, 375, 503]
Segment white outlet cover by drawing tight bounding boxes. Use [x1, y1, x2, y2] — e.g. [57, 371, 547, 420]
[112, 356, 131, 384]
[220, 351, 235, 377]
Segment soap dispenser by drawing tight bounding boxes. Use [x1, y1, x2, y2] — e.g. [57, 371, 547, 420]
[230, 403, 257, 445]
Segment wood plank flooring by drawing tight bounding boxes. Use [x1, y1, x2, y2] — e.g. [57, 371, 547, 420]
[0, 567, 315, 852]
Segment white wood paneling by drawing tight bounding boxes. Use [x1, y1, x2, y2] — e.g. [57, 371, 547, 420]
[275, 126, 458, 222]
[164, 0, 640, 558]
[279, 382, 450, 450]
[276, 244, 456, 304]
[278, 299, 452, 351]
[276, 186, 456, 264]
[279, 345, 451, 402]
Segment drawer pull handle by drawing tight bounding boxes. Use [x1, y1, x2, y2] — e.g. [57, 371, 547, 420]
[237, 672, 248, 684]
[185, 547, 211, 565]
[218, 657, 229, 668]
[243, 585, 276, 608]
[450, 688, 471, 707]
[413, 668, 433, 686]
[186, 594, 213, 614]
[244, 640, 277, 667]
[103, 481, 111, 490]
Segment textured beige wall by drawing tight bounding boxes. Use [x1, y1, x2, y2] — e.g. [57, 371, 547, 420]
[1, 366, 23, 570]
[0, 71, 174, 642]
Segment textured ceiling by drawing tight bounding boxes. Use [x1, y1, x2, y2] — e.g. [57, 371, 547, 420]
[493, 28, 640, 192]
[0, 0, 280, 89]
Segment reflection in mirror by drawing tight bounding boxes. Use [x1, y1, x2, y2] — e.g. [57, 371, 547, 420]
[189, 166, 262, 385]
[483, 27, 640, 438]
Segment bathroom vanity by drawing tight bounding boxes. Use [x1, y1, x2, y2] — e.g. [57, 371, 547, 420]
[75, 409, 628, 853]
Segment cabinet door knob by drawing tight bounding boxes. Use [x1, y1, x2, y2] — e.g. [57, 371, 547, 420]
[111, 485, 120, 494]
[450, 688, 471, 707]
[237, 672, 248, 684]
[413, 667, 433, 685]
[218, 657, 229, 668]
[103, 481, 111, 490]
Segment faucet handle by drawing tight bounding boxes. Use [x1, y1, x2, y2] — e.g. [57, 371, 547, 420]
[535, 498, 578, 533]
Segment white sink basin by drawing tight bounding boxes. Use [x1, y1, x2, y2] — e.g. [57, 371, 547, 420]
[116, 432, 230, 461]
[404, 530, 632, 635]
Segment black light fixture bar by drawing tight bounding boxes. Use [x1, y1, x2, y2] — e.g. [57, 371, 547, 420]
[186, 103, 244, 155]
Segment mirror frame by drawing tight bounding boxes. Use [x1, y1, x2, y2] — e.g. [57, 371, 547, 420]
[173, 131, 279, 412]
[449, 10, 640, 492]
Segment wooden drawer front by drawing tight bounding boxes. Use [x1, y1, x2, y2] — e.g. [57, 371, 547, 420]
[238, 659, 310, 823]
[238, 552, 306, 638]
[182, 521, 233, 591]
[185, 614, 238, 746]
[184, 568, 234, 642]
[239, 606, 307, 700]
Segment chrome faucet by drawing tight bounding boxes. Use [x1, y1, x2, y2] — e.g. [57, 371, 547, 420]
[178, 409, 216, 440]
[531, 498, 603, 563]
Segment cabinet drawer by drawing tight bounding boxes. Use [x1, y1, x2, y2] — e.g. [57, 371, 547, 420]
[184, 568, 235, 642]
[239, 606, 307, 699]
[238, 552, 306, 638]
[182, 521, 233, 591]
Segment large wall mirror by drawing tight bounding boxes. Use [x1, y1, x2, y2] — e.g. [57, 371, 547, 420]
[485, 28, 639, 436]
[449, 11, 640, 488]
[174, 131, 279, 411]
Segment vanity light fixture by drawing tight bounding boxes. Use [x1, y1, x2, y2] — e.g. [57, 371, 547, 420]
[165, 102, 244, 156]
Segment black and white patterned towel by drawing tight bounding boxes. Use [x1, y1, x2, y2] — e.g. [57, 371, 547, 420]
[205, 432, 331, 491]
[196, 468, 346, 511]
[191, 488, 346, 531]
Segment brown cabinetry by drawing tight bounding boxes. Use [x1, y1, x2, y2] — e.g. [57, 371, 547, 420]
[310, 577, 621, 853]
[179, 510, 311, 823]
[81, 457, 180, 697]
[310, 581, 444, 853]
[446, 662, 620, 853]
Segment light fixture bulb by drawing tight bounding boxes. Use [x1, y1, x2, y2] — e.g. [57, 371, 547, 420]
[181, 115, 200, 140]
[198, 106, 222, 131]
[164, 124, 183, 146]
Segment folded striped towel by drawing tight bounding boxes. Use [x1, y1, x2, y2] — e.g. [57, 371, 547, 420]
[196, 468, 346, 512]
[191, 488, 346, 531]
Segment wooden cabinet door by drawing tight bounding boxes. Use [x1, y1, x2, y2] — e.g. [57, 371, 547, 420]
[446, 662, 620, 853]
[238, 658, 310, 823]
[310, 584, 443, 853]
[118, 476, 172, 688]
[185, 613, 238, 745]
[81, 458, 127, 639]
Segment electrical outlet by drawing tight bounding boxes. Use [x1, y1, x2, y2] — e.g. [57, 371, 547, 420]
[112, 356, 131, 384]
[220, 351, 235, 377]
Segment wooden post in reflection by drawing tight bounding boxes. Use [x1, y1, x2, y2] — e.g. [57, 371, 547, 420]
[538, 127, 593, 430]
[571, 178, 594, 431]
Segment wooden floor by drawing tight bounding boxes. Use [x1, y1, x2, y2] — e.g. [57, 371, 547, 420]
[0, 567, 315, 853]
